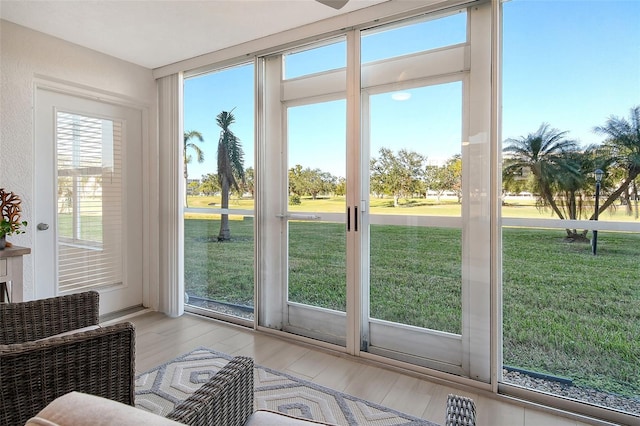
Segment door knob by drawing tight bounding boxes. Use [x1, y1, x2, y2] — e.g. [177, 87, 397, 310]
[37, 223, 49, 231]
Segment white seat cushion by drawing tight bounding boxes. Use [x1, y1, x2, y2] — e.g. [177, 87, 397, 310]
[25, 391, 336, 426]
[245, 410, 336, 425]
[35, 325, 101, 342]
[25, 391, 184, 426]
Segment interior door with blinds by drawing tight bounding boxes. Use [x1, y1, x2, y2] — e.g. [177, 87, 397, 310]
[35, 88, 143, 314]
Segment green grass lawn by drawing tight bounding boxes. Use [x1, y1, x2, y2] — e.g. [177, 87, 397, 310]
[184, 196, 640, 398]
[502, 228, 640, 397]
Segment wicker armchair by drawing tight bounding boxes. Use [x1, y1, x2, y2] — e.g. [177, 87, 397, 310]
[445, 394, 476, 426]
[166, 357, 474, 426]
[166, 356, 254, 426]
[0, 291, 135, 426]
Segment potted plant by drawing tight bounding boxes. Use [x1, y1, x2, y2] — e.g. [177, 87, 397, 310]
[0, 188, 28, 250]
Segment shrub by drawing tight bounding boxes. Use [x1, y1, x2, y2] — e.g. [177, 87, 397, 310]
[289, 194, 301, 205]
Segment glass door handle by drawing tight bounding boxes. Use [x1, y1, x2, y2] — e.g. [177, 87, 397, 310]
[276, 214, 320, 220]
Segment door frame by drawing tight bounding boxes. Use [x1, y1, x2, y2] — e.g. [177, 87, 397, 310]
[33, 79, 151, 315]
[256, 2, 492, 382]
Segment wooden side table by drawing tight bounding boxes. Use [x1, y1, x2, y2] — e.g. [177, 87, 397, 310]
[0, 245, 31, 303]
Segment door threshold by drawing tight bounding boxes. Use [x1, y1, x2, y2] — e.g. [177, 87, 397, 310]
[100, 305, 150, 324]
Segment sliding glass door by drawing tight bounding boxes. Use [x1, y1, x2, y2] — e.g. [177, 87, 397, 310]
[258, 3, 492, 379]
[285, 100, 348, 345]
[256, 38, 350, 345]
[357, 5, 491, 378]
[362, 81, 465, 374]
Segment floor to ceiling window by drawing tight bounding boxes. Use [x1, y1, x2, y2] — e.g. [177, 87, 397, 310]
[358, 10, 476, 375]
[174, 0, 638, 423]
[501, 0, 640, 419]
[183, 63, 255, 323]
[257, 37, 349, 345]
[257, 2, 492, 380]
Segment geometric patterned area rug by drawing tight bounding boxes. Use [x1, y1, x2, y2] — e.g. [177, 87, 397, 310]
[135, 347, 438, 426]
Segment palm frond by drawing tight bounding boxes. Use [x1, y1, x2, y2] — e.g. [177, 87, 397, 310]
[216, 110, 245, 192]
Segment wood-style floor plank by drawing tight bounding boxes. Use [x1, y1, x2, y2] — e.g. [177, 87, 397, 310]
[475, 395, 525, 426]
[380, 373, 436, 418]
[342, 364, 401, 404]
[286, 348, 340, 381]
[310, 355, 369, 393]
[116, 311, 608, 426]
[525, 408, 580, 426]
[421, 385, 466, 425]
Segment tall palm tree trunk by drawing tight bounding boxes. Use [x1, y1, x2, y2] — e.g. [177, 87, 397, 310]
[633, 181, 639, 220]
[184, 165, 189, 208]
[218, 176, 231, 240]
[214, 110, 244, 241]
[538, 181, 566, 220]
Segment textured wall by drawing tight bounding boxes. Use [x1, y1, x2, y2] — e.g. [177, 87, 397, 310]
[0, 20, 157, 300]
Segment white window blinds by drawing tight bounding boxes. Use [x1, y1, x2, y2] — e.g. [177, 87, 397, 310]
[56, 112, 123, 292]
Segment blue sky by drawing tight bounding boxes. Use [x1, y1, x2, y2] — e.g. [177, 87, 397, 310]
[502, 0, 640, 148]
[184, 0, 640, 181]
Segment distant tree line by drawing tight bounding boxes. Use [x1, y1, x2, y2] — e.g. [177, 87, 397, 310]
[185, 105, 640, 239]
[370, 148, 462, 207]
[192, 167, 254, 199]
[188, 148, 464, 208]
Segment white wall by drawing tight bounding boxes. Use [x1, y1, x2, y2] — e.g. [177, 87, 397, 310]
[0, 20, 158, 301]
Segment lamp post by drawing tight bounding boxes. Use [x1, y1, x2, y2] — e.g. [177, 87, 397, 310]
[592, 169, 604, 255]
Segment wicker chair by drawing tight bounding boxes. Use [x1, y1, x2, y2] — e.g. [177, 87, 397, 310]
[0, 291, 136, 426]
[2, 292, 472, 426]
[166, 357, 475, 426]
[445, 393, 476, 426]
[166, 356, 254, 426]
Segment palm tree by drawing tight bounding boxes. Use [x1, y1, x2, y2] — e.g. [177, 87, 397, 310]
[184, 130, 204, 207]
[592, 106, 640, 218]
[216, 110, 244, 241]
[184, 130, 205, 178]
[552, 147, 601, 240]
[503, 123, 580, 225]
[554, 148, 593, 221]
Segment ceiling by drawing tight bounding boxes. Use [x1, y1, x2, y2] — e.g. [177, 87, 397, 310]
[0, 0, 388, 69]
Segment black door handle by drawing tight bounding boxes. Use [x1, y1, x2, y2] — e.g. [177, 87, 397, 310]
[354, 206, 358, 232]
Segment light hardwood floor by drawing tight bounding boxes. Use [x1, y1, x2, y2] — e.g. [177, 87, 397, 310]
[119, 311, 600, 426]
